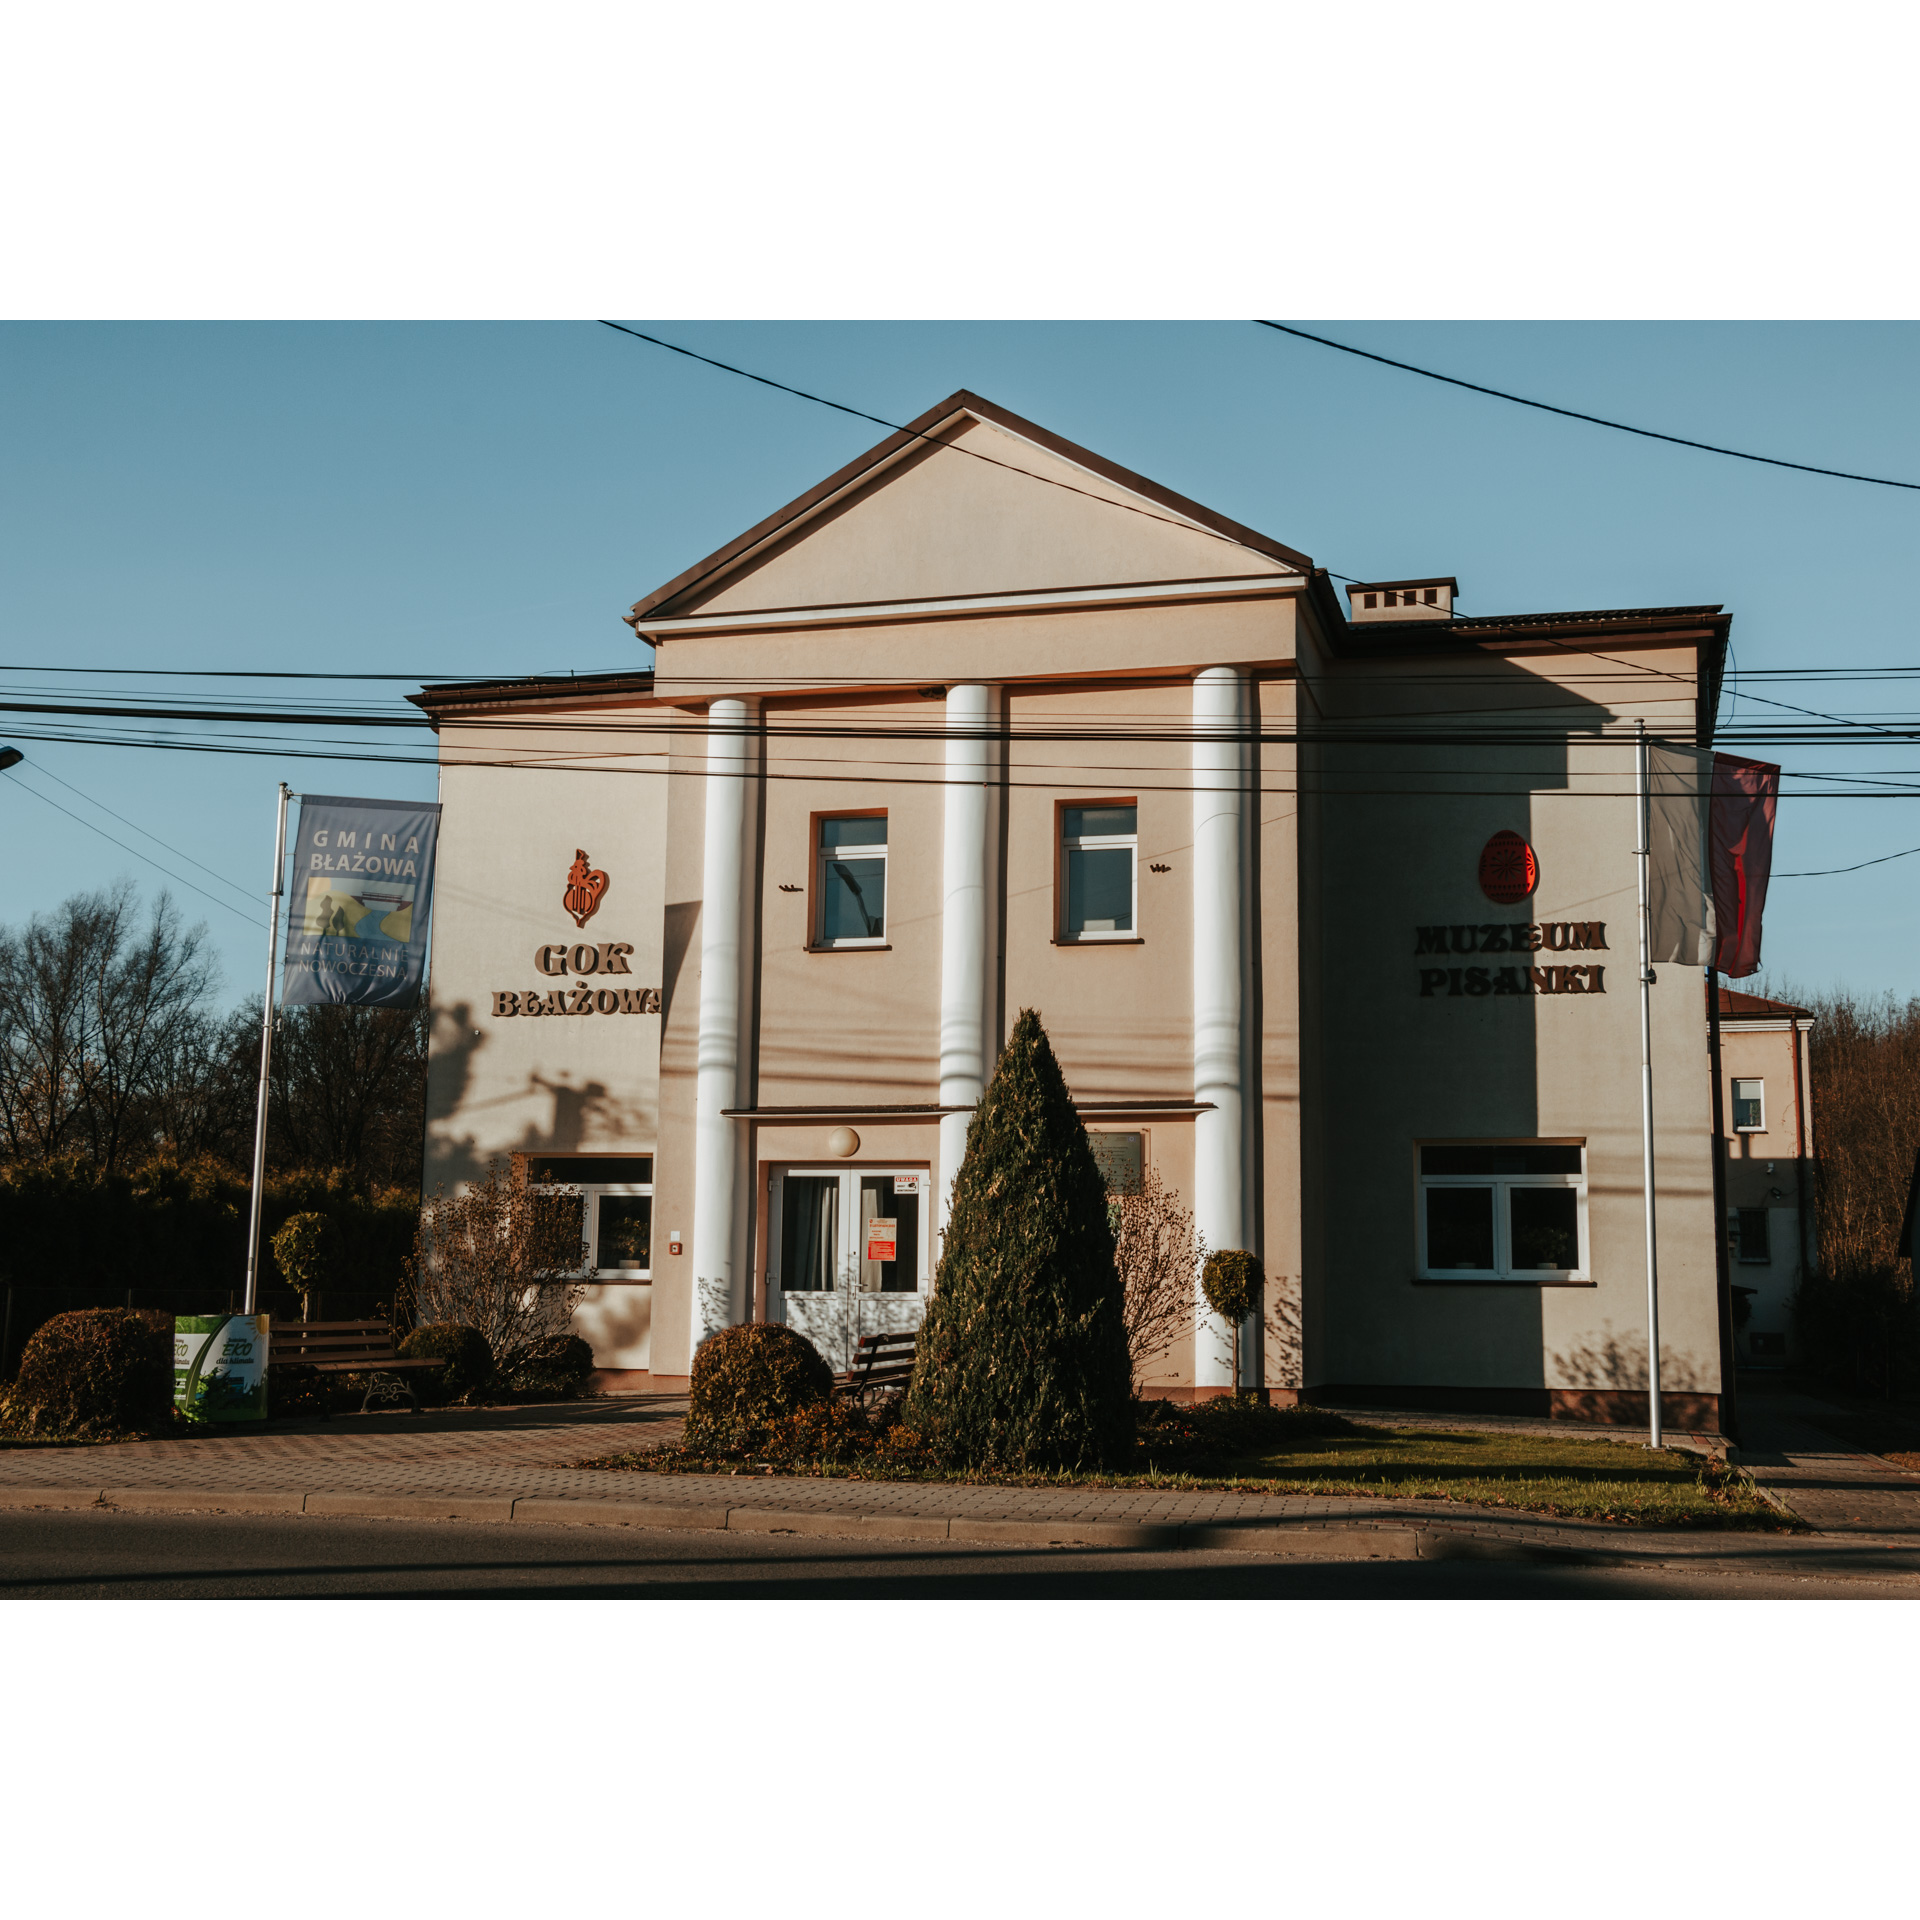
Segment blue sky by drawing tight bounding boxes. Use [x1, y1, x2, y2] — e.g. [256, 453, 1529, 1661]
[3, 319, 1917, 1006]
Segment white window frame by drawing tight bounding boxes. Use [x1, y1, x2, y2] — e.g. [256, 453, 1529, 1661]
[1059, 801, 1138, 943]
[1732, 1078, 1765, 1132]
[527, 1174, 654, 1282]
[1415, 1143, 1588, 1282]
[814, 813, 888, 949]
[766, 1166, 931, 1296]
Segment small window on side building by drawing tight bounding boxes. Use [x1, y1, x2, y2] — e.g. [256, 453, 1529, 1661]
[1732, 1078, 1765, 1131]
[1737, 1207, 1771, 1264]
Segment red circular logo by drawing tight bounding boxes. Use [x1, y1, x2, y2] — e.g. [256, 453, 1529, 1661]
[1478, 831, 1538, 904]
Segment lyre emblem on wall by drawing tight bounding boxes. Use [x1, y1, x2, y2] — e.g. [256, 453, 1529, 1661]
[564, 849, 610, 928]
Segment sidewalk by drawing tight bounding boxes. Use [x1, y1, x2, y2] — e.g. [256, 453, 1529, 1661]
[1735, 1382, 1920, 1536]
[4, 1390, 1920, 1583]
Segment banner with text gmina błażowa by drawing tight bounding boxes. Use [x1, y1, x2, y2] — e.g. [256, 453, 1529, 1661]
[282, 794, 442, 1008]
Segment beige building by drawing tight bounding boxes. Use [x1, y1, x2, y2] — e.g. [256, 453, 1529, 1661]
[1717, 988, 1816, 1370]
[415, 390, 1742, 1428]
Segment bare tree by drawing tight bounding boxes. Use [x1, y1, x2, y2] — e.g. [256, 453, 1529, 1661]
[263, 1001, 429, 1188]
[1112, 1165, 1205, 1391]
[1793, 986, 1920, 1277]
[406, 1160, 588, 1382]
[1764, 982, 1920, 1393]
[0, 884, 220, 1170]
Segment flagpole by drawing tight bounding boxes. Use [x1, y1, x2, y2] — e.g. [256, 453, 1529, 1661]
[1635, 723, 1664, 1449]
[242, 783, 292, 1318]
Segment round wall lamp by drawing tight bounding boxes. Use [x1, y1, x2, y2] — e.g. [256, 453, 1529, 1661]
[827, 1126, 861, 1157]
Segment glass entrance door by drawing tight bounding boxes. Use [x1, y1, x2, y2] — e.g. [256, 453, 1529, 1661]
[768, 1166, 929, 1373]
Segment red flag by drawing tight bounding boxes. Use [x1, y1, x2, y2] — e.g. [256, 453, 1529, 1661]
[1711, 752, 1779, 978]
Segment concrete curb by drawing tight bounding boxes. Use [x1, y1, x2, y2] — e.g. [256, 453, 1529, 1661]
[8, 1483, 1917, 1581]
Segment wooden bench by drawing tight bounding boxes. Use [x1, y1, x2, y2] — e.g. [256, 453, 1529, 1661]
[270, 1319, 446, 1413]
[836, 1330, 918, 1404]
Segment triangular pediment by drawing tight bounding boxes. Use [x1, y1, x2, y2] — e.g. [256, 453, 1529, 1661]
[629, 392, 1310, 625]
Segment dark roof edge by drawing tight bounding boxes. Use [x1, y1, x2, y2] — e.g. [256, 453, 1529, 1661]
[409, 670, 656, 721]
[1717, 987, 1814, 1021]
[625, 390, 1314, 626]
[1346, 604, 1726, 634]
[1328, 604, 1731, 653]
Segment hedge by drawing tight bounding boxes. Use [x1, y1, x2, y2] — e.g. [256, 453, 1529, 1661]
[0, 1154, 416, 1297]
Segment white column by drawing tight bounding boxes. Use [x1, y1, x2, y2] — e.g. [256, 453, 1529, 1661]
[690, 695, 760, 1362]
[1193, 666, 1252, 1388]
[938, 683, 1001, 1238]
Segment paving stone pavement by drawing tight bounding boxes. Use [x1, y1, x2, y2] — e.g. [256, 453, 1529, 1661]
[1736, 1385, 1920, 1537]
[5, 1387, 1920, 1579]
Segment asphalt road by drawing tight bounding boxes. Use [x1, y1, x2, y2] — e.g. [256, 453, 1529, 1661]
[1, 1509, 1910, 1598]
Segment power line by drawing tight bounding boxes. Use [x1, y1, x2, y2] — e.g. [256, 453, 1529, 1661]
[11, 717, 1920, 802]
[1776, 842, 1920, 878]
[21, 759, 264, 910]
[598, 321, 1486, 626]
[0, 666, 578, 681]
[1, 767, 267, 929]
[1254, 322, 1920, 494]
[598, 321, 1294, 578]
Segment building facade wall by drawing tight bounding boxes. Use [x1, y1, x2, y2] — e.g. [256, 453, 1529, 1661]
[422, 713, 669, 1372]
[1305, 645, 1724, 1419]
[416, 402, 1734, 1424]
[1720, 1014, 1815, 1368]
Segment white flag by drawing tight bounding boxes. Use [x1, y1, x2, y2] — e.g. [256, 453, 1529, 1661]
[1647, 742, 1716, 966]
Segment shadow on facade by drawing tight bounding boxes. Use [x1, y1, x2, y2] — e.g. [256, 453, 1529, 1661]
[1310, 646, 1620, 1394]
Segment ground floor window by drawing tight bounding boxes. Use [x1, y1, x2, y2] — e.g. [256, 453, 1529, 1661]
[525, 1154, 653, 1279]
[769, 1167, 927, 1294]
[1416, 1142, 1586, 1281]
[1736, 1207, 1771, 1264]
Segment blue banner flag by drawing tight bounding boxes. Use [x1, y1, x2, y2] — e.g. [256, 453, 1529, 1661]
[281, 794, 442, 1008]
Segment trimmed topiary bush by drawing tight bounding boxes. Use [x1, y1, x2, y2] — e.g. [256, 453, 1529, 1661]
[271, 1211, 343, 1320]
[2, 1308, 174, 1438]
[397, 1322, 494, 1402]
[512, 1332, 596, 1399]
[904, 1006, 1134, 1471]
[1201, 1249, 1263, 1390]
[1202, 1249, 1262, 1327]
[684, 1322, 833, 1452]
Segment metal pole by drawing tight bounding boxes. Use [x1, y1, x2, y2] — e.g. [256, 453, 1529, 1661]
[242, 783, 292, 1317]
[1635, 724, 1664, 1448]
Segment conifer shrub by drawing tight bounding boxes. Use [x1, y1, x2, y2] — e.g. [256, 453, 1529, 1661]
[904, 1007, 1134, 1470]
[2, 1308, 174, 1438]
[684, 1322, 833, 1451]
[397, 1323, 494, 1402]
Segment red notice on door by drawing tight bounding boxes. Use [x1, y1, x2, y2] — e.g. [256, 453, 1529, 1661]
[865, 1218, 897, 1263]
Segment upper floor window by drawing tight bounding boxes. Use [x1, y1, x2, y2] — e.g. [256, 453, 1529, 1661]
[1061, 802, 1137, 942]
[1732, 1078, 1765, 1131]
[816, 814, 887, 948]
